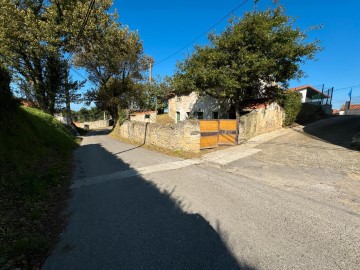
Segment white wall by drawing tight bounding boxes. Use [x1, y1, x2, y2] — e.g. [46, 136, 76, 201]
[130, 111, 157, 123]
[298, 89, 307, 103]
[169, 92, 231, 122]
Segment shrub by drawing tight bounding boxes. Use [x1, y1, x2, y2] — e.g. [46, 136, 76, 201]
[278, 91, 302, 126]
[295, 103, 326, 125]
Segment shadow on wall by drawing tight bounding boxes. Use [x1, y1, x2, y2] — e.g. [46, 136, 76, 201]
[43, 140, 255, 269]
[302, 115, 360, 150]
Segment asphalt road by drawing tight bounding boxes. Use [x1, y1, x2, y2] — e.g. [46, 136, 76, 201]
[303, 115, 360, 148]
[43, 117, 360, 270]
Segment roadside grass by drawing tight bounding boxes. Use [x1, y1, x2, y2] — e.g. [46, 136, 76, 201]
[156, 114, 175, 124]
[0, 106, 78, 269]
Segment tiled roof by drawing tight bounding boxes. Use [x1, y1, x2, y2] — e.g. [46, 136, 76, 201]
[288, 85, 313, 92]
[349, 104, 360, 110]
[287, 85, 330, 98]
[129, 110, 156, 116]
[340, 104, 360, 111]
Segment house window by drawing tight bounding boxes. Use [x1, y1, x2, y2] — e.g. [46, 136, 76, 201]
[194, 111, 203, 119]
[176, 111, 181, 122]
[145, 114, 150, 119]
[212, 111, 219, 119]
[177, 96, 181, 102]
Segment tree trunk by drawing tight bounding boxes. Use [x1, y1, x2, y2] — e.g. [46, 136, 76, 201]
[65, 74, 72, 125]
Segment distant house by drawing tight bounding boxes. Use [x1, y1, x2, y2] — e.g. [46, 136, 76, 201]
[332, 109, 340, 115]
[339, 103, 360, 115]
[19, 98, 37, 108]
[288, 85, 333, 114]
[129, 110, 157, 123]
[288, 85, 330, 104]
[168, 92, 232, 123]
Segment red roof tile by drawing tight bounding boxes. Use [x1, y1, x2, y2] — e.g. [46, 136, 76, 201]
[340, 104, 360, 111]
[287, 85, 330, 98]
[350, 104, 360, 110]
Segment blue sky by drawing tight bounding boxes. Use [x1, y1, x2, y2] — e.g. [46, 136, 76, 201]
[72, 0, 360, 110]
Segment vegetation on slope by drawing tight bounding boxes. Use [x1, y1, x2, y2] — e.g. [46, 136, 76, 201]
[0, 106, 78, 269]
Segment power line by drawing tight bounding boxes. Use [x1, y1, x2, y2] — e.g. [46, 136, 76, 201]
[154, 0, 251, 66]
[66, 0, 95, 62]
[333, 84, 360, 92]
[71, 67, 88, 81]
[66, 0, 97, 86]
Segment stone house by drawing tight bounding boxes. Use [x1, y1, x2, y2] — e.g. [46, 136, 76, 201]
[168, 92, 232, 123]
[129, 110, 157, 123]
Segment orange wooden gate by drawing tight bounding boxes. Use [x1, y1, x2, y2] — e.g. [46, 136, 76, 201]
[199, 119, 238, 149]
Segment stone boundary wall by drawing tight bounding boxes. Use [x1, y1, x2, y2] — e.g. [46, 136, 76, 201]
[238, 102, 284, 142]
[118, 120, 200, 152]
[75, 120, 111, 129]
[345, 109, 360, 115]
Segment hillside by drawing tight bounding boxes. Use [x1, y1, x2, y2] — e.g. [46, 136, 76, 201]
[0, 106, 78, 269]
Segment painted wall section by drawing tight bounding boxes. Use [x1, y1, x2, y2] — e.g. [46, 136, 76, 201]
[298, 89, 307, 103]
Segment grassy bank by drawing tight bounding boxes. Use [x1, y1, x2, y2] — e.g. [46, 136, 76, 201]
[0, 107, 78, 269]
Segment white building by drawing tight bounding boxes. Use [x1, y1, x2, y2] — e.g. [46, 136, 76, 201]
[168, 92, 232, 123]
[288, 85, 330, 104]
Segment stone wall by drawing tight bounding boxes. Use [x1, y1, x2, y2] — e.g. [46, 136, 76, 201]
[345, 109, 360, 115]
[238, 102, 284, 142]
[118, 120, 200, 152]
[75, 120, 111, 129]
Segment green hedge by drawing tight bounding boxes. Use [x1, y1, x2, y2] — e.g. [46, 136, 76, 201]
[295, 103, 326, 125]
[278, 91, 302, 126]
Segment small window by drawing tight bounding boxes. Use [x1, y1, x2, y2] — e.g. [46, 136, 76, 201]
[212, 111, 219, 119]
[228, 112, 236, 119]
[145, 114, 150, 119]
[195, 111, 203, 119]
[177, 96, 181, 102]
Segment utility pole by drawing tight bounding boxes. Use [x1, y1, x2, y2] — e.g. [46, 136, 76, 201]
[149, 63, 152, 83]
[321, 84, 324, 105]
[65, 69, 72, 126]
[349, 88, 352, 106]
[254, 0, 259, 12]
[329, 87, 334, 105]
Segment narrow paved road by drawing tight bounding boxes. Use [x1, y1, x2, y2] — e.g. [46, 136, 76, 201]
[44, 117, 360, 270]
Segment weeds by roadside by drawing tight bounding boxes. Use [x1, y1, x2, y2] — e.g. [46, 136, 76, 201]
[0, 107, 78, 269]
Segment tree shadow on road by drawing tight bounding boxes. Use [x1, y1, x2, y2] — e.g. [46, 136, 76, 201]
[302, 116, 360, 150]
[43, 143, 255, 270]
